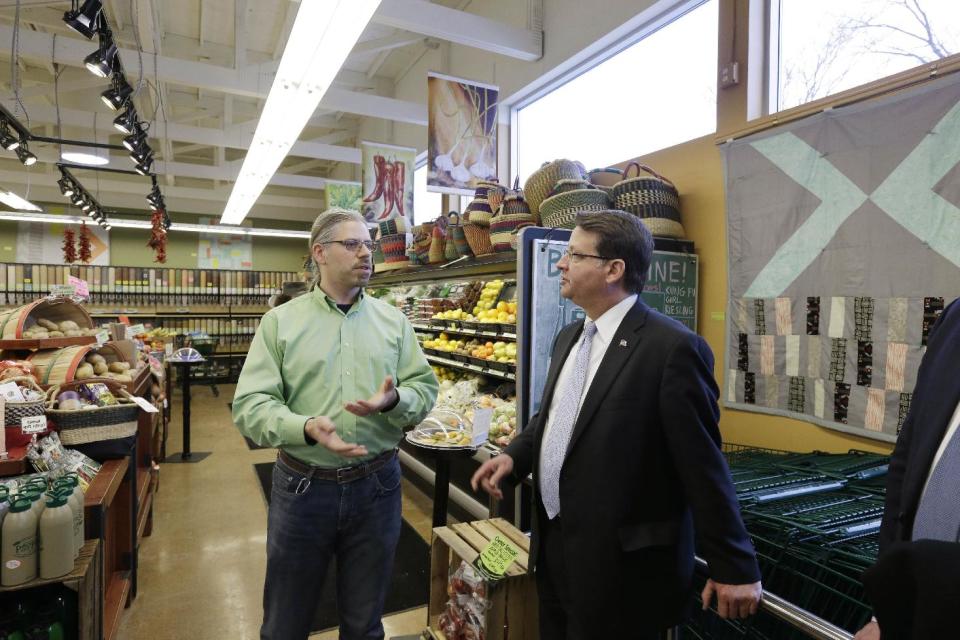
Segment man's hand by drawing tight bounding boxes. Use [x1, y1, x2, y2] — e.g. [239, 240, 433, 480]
[470, 454, 514, 500]
[854, 620, 881, 640]
[305, 416, 368, 458]
[701, 579, 762, 619]
[345, 376, 399, 417]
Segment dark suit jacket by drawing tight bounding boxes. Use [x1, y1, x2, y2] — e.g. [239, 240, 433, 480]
[504, 299, 760, 632]
[878, 298, 960, 551]
[865, 298, 960, 639]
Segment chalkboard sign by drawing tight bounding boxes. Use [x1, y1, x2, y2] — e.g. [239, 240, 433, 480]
[517, 228, 699, 423]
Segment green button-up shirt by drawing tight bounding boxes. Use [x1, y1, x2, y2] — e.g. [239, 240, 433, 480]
[232, 285, 438, 467]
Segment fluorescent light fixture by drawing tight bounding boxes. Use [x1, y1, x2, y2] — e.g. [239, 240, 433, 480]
[0, 189, 42, 212]
[0, 212, 310, 239]
[61, 148, 110, 166]
[220, 0, 381, 225]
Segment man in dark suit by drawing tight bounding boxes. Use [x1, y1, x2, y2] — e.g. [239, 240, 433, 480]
[472, 210, 761, 638]
[855, 297, 960, 640]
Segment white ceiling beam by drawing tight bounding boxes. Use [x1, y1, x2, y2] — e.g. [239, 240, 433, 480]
[133, 0, 175, 186]
[234, 0, 247, 69]
[0, 24, 427, 125]
[272, 1, 296, 60]
[17, 77, 106, 100]
[334, 70, 377, 90]
[199, 0, 206, 47]
[310, 130, 355, 145]
[366, 50, 391, 80]
[5, 103, 363, 164]
[283, 158, 328, 175]
[373, 0, 542, 61]
[173, 143, 210, 155]
[353, 32, 423, 56]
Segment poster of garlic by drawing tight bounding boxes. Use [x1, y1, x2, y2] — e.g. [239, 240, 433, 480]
[360, 141, 416, 223]
[427, 72, 499, 195]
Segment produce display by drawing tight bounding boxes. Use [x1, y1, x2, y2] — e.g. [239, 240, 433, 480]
[21, 319, 99, 340]
[439, 560, 490, 640]
[75, 352, 133, 382]
[422, 333, 517, 365]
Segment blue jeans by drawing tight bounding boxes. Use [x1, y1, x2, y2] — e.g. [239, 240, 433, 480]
[261, 454, 403, 640]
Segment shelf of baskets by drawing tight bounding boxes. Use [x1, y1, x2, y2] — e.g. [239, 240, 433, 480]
[424, 353, 516, 382]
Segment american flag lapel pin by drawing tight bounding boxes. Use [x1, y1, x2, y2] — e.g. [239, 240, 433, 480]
[619, 339, 628, 347]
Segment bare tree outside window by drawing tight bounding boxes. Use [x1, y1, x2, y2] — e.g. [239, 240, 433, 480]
[776, 0, 960, 112]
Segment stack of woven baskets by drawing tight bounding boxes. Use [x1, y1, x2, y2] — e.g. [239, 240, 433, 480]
[376, 217, 409, 270]
[611, 162, 684, 238]
[489, 177, 535, 251]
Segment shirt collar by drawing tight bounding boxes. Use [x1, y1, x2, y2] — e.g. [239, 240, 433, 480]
[311, 284, 365, 313]
[589, 294, 638, 344]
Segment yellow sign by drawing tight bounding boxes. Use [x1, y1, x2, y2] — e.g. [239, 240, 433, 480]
[475, 534, 519, 579]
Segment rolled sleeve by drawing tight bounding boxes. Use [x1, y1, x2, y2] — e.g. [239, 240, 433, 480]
[383, 320, 438, 428]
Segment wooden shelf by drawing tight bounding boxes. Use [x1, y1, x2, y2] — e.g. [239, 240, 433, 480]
[103, 571, 131, 640]
[0, 335, 97, 349]
[369, 251, 517, 285]
[84, 458, 129, 512]
[0, 445, 28, 477]
[136, 469, 154, 543]
[0, 539, 99, 593]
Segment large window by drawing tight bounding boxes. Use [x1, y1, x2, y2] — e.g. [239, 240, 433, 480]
[413, 163, 442, 225]
[772, 0, 960, 112]
[514, 0, 717, 183]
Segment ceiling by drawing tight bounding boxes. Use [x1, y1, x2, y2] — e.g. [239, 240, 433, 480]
[0, 0, 540, 224]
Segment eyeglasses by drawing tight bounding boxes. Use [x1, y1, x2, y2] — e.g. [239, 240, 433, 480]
[323, 239, 378, 253]
[563, 249, 612, 263]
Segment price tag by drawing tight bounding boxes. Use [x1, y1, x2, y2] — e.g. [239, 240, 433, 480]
[50, 284, 77, 298]
[471, 407, 492, 448]
[131, 396, 159, 413]
[95, 330, 110, 346]
[475, 534, 519, 579]
[21, 415, 47, 434]
[68, 276, 90, 298]
[125, 324, 146, 339]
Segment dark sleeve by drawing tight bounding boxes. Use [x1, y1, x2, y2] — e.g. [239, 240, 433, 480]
[504, 410, 540, 482]
[659, 333, 761, 585]
[879, 298, 958, 553]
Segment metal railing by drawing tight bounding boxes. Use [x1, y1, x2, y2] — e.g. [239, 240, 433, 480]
[693, 557, 854, 640]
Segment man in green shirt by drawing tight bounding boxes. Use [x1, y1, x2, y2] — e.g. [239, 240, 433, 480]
[233, 208, 438, 640]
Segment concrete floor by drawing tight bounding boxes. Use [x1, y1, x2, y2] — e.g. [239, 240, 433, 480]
[116, 383, 434, 639]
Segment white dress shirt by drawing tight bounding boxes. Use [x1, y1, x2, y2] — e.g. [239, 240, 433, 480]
[919, 398, 960, 499]
[538, 294, 638, 483]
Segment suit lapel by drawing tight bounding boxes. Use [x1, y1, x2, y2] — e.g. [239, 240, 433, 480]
[566, 301, 649, 456]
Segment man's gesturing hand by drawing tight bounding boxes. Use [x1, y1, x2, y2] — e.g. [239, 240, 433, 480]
[305, 416, 368, 458]
[345, 376, 399, 417]
[701, 579, 762, 619]
[470, 454, 514, 500]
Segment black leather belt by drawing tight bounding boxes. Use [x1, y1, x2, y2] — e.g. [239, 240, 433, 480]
[278, 448, 397, 484]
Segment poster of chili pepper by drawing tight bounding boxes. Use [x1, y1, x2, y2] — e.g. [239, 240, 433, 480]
[427, 72, 499, 196]
[361, 141, 415, 223]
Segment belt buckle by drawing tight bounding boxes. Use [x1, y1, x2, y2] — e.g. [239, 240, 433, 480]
[336, 466, 350, 483]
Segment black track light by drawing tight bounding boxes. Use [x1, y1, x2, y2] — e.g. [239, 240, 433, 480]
[71, 191, 85, 207]
[63, 0, 102, 39]
[134, 157, 154, 176]
[113, 106, 137, 134]
[101, 79, 133, 111]
[0, 124, 19, 151]
[15, 145, 36, 166]
[104, 223, 112, 231]
[58, 178, 75, 197]
[130, 146, 152, 165]
[123, 129, 147, 152]
[82, 200, 94, 212]
[84, 39, 117, 78]
[86, 208, 97, 219]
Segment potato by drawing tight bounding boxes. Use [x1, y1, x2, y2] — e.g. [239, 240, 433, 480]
[64, 329, 81, 337]
[93, 362, 108, 375]
[58, 320, 79, 332]
[87, 354, 106, 365]
[74, 363, 95, 380]
[108, 362, 131, 373]
[48, 331, 65, 338]
[37, 318, 59, 331]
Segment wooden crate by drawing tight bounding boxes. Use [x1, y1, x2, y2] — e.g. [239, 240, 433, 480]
[428, 518, 538, 640]
[0, 539, 102, 640]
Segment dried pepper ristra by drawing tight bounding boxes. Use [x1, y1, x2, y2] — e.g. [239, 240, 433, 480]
[62, 227, 77, 263]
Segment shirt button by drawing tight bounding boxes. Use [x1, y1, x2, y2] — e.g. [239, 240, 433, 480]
[344, 342, 349, 347]
[346, 371, 351, 376]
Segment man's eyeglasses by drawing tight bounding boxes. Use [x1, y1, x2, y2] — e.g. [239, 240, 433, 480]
[563, 249, 612, 263]
[323, 239, 379, 253]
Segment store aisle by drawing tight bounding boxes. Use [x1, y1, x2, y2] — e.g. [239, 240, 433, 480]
[117, 384, 432, 639]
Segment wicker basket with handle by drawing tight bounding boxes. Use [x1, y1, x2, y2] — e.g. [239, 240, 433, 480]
[523, 159, 585, 220]
[2, 375, 50, 448]
[45, 378, 141, 445]
[0, 298, 94, 340]
[462, 223, 493, 256]
[613, 162, 685, 238]
[539, 185, 612, 229]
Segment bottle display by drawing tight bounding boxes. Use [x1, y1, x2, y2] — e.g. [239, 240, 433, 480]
[39, 493, 73, 580]
[2, 498, 38, 586]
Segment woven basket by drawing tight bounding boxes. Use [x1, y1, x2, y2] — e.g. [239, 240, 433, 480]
[476, 180, 507, 213]
[549, 179, 594, 196]
[464, 198, 494, 227]
[378, 217, 407, 237]
[490, 214, 534, 252]
[428, 225, 446, 264]
[450, 224, 473, 259]
[588, 167, 624, 188]
[0, 298, 94, 340]
[27, 342, 129, 387]
[613, 162, 685, 238]
[2, 375, 50, 448]
[45, 379, 140, 445]
[539, 187, 612, 229]
[380, 233, 409, 264]
[412, 224, 433, 263]
[463, 223, 493, 256]
[523, 159, 585, 220]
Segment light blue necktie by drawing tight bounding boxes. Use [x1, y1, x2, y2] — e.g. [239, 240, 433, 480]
[540, 320, 597, 520]
[912, 426, 960, 542]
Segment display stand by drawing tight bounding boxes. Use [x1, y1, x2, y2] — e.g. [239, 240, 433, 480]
[164, 358, 211, 463]
[407, 446, 479, 527]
